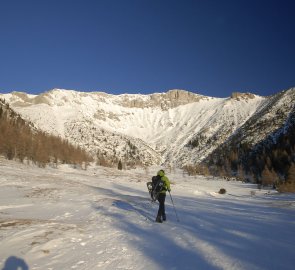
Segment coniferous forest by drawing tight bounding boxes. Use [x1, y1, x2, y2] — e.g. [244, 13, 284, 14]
[182, 99, 295, 192]
[203, 109, 295, 191]
[0, 99, 93, 167]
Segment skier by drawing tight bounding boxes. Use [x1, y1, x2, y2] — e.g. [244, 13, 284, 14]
[155, 169, 171, 223]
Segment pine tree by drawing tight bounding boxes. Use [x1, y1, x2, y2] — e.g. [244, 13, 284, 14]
[261, 166, 278, 186]
[287, 163, 295, 182]
[278, 163, 295, 192]
[118, 160, 123, 170]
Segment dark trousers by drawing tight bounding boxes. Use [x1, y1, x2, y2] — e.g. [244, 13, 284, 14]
[157, 193, 166, 217]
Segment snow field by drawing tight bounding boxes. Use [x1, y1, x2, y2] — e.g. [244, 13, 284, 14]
[0, 160, 295, 270]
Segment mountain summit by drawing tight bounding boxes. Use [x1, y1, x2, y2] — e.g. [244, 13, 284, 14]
[1, 88, 294, 172]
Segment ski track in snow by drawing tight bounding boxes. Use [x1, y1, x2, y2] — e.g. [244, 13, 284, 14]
[1, 160, 295, 270]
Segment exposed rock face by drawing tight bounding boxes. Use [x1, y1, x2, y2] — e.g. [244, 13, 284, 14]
[119, 90, 204, 109]
[231, 92, 256, 100]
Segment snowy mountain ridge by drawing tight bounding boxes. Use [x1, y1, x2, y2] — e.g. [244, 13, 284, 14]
[1, 88, 294, 167]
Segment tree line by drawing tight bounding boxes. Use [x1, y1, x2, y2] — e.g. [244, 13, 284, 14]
[0, 99, 93, 167]
[199, 111, 295, 191]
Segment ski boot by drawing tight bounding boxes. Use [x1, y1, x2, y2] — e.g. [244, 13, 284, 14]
[156, 215, 162, 223]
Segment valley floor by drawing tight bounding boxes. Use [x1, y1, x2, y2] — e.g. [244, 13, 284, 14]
[0, 159, 295, 270]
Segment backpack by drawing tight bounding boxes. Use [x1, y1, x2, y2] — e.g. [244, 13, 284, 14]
[146, 175, 165, 201]
[152, 175, 165, 193]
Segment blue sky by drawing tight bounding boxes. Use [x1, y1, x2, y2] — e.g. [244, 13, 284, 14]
[0, 0, 294, 97]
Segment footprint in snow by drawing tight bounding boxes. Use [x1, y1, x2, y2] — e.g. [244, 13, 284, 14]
[71, 238, 82, 243]
[71, 261, 85, 269]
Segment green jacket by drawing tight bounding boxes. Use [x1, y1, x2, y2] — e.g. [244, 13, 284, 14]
[157, 170, 171, 194]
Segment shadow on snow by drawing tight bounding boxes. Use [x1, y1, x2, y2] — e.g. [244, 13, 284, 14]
[2, 256, 29, 270]
[89, 182, 295, 270]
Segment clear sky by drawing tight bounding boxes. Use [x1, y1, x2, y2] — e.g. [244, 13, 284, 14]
[0, 0, 294, 97]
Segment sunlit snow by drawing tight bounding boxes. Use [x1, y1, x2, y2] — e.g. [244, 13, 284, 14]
[1, 159, 295, 270]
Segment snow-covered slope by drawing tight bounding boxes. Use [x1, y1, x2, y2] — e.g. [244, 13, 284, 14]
[1, 159, 295, 270]
[1, 88, 294, 167]
[205, 88, 295, 173]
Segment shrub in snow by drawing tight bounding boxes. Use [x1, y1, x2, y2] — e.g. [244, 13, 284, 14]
[218, 188, 226, 194]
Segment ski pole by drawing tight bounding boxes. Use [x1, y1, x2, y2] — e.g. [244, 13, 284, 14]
[169, 191, 179, 222]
